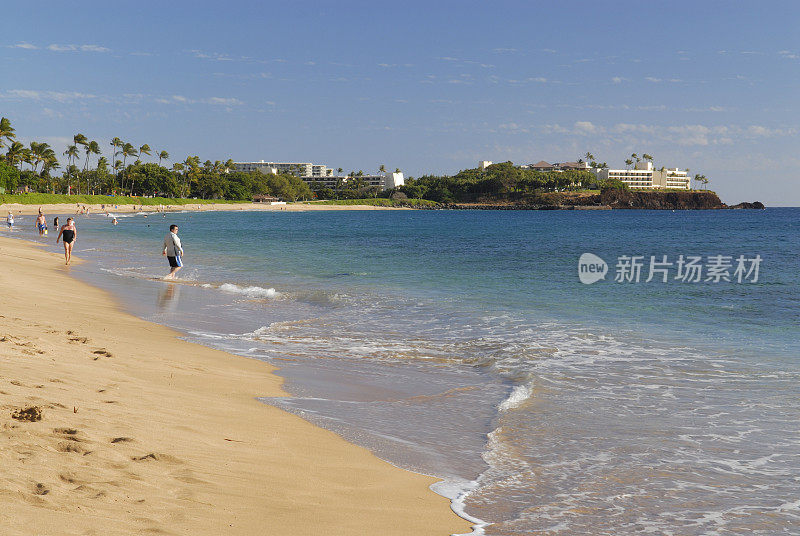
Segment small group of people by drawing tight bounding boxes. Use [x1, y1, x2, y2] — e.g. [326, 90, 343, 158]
[6, 206, 184, 277]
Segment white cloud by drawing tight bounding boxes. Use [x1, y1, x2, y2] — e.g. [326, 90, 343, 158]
[2, 89, 97, 102]
[47, 44, 110, 52]
[203, 97, 243, 106]
[574, 121, 599, 135]
[611, 76, 626, 84]
[8, 42, 37, 49]
[534, 122, 795, 147]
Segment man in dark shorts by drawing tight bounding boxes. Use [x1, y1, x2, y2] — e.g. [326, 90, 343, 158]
[162, 224, 184, 279]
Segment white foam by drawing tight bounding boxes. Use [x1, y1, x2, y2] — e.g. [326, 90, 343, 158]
[498, 383, 533, 412]
[218, 283, 278, 298]
[430, 479, 489, 536]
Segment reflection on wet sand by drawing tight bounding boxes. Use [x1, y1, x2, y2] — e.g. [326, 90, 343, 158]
[157, 282, 180, 311]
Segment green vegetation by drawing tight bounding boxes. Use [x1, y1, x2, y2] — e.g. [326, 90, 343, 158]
[398, 161, 604, 203]
[305, 198, 439, 207]
[0, 193, 240, 206]
[0, 117, 313, 202]
[1, 117, 709, 207]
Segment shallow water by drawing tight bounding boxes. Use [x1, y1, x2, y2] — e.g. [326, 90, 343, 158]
[20, 207, 800, 535]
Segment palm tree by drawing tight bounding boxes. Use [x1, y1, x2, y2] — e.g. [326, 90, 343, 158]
[158, 150, 169, 166]
[121, 143, 137, 169]
[183, 156, 200, 197]
[110, 137, 123, 175]
[624, 158, 633, 170]
[121, 143, 137, 192]
[139, 144, 151, 162]
[64, 145, 80, 193]
[5, 141, 25, 167]
[379, 164, 386, 173]
[42, 147, 56, 163]
[21, 147, 33, 171]
[224, 158, 234, 172]
[630, 153, 639, 164]
[30, 141, 52, 174]
[584, 152, 595, 162]
[82, 140, 100, 172]
[0, 117, 15, 151]
[74, 133, 88, 163]
[337, 167, 343, 175]
[42, 154, 59, 181]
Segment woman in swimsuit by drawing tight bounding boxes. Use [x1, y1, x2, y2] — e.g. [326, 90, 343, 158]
[56, 217, 77, 265]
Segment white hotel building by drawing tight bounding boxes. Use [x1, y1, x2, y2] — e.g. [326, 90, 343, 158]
[592, 161, 690, 190]
[234, 161, 404, 190]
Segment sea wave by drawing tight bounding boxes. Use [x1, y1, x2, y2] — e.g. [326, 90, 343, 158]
[218, 282, 278, 298]
[498, 383, 533, 412]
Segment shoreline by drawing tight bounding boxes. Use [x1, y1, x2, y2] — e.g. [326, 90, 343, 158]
[0, 237, 471, 535]
[0, 201, 411, 216]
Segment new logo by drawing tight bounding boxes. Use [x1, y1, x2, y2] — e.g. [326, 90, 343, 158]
[578, 253, 608, 284]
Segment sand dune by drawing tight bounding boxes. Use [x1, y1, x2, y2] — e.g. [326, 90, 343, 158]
[0, 237, 469, 535]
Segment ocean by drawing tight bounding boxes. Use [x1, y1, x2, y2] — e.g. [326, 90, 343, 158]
[20, 207, 800, 535]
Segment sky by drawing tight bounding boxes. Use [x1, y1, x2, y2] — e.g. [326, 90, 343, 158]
[1, 1, 799, 205]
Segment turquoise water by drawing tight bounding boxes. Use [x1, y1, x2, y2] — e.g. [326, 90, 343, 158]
[21, 207, 800, 534]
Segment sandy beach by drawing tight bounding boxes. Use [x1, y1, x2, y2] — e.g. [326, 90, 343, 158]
[0, 201, 410, 216]
[0, 237, 469, 535]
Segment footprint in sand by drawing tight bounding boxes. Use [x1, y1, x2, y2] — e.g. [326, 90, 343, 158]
[12, 406, 42, 422]
[91, 349, 113, 360]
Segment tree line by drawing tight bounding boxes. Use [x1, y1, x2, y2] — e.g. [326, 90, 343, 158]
[0, 117, 708, 201]
[0, 117, 313, 200]
[395, 161, 612, 203]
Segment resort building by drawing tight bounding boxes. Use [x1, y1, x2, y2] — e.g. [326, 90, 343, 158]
[592, 161, 690, 190]
[234, 161, 331, 178]
[521, 161, 591, 172]
[234, 160, 404, 190]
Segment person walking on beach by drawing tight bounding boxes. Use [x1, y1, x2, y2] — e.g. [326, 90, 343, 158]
[162, 224, 184, 279]
[56, 217, 77, 265]
[35, 210, 47, 236]
[6, 211, 14, 229]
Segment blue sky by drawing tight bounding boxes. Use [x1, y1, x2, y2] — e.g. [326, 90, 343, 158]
[2, 1, 798, 204]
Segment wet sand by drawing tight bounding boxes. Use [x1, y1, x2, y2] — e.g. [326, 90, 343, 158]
[0, 237, 469, 535]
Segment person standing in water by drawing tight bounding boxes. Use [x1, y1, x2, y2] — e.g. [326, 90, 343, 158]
[35, 210, 47, 236]
[162, 224, 184, 279]
[7, 211, 14, 229]
[56, 217, 77, 265]
[53, 216, 59, 231]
